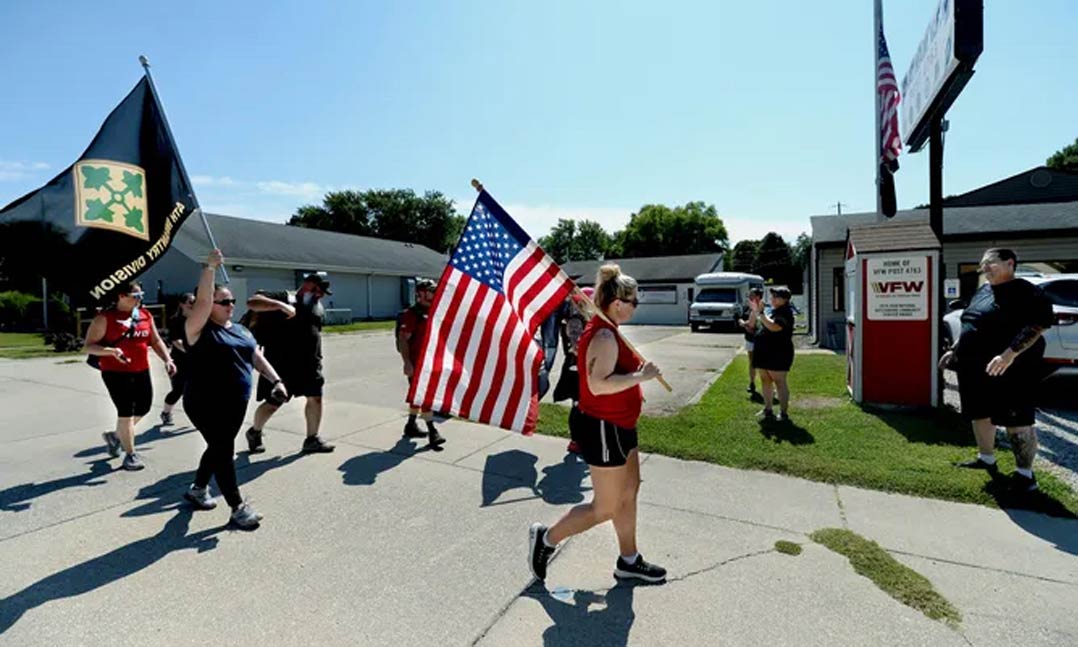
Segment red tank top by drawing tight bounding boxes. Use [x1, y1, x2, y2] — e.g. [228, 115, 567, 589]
[98, 307, 153, 373]
[577, 317, 643, 429]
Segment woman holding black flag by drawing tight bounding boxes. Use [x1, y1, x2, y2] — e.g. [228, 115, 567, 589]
[181, 249, 289, 529]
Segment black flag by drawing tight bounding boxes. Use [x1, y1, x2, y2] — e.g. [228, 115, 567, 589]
[0, 77, 197, 301]
[879, 162, 898, 218]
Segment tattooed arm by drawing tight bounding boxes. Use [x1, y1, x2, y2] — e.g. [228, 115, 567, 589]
[585, 329, 661, 395]
[986, 324, 1047, 377]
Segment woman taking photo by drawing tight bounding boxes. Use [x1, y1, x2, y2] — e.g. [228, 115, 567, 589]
[751, 287, 796, 421]
[85, 281, 175, 471]
[160, 292, 194, 426]
[528, 264, 666, 584]
[182, 249, 289, 529]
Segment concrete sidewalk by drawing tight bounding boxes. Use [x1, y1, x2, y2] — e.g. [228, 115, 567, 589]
[1, 356, 1076, 646]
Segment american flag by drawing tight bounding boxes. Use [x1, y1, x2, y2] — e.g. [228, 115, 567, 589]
[878, 19, 901, 171]
[407, 190, 575, 434]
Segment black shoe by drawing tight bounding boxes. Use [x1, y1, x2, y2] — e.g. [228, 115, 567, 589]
[245, 427, 266, 454]
[747, 384, 757, 394]
[302, 436, 335, 453]
[954, 457, 999, 475]
[528, 523, 556, 581]
[756, 409, 775, 421]
[403, 421, 428, 439]
[614, 554, 667, 583]
[1009, 472, 1038, 494]
[428, 429, 446, 448]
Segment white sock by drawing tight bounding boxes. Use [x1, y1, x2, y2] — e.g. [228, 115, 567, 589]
[621, 552, 639, 565]
[542, 532, 557, 549]
[1016, 467, 1034, 479]
[978, 453, 997, 465]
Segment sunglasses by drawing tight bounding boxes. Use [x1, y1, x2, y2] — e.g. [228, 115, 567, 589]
[214, 298, 237, 306]
[619, 297, 640, 307]
[124, 292, 145, 300]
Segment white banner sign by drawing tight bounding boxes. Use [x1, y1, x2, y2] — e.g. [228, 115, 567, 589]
[901, 0, 960, 144]
[637, 286, 677, 304]
[867, 257, 929, 321]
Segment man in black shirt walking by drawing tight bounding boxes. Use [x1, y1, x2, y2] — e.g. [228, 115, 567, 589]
[939, 249, 1054, 493]
[243, 273, 336, 454]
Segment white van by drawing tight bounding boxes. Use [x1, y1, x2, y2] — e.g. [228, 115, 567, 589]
[689, 272, 765, 332]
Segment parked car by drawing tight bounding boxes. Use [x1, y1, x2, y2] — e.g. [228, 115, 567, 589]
[689, 272, 764, 332]
[942, 274, 1078, 376]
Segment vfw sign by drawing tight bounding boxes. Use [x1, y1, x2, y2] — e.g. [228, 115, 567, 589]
[867, 257, 928, 320]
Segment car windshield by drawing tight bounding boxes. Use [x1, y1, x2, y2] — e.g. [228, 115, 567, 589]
[696, 288, 738, 303]
[1042, 280, 1078, 308]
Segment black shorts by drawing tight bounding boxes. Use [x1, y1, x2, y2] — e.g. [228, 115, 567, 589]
[101, 370, 153, 418]
[957, 361, 1038, 427]
[569, 407, 638, 468]
[257, 370, 324, 403]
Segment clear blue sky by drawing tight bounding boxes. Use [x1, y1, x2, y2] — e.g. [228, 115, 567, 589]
[2, 1, 1075, 245]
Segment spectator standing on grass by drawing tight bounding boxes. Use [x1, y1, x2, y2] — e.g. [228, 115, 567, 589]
[738, 287, 765, 396]
[242, 274, 335, 455]
[939, 248, 1054, 494]
[751, 287, 795, 422]
[159, 292, 194, 426]
[529, 264, 667, 584]
[84, 280, 175, 471]
[182, 249, 288, 529]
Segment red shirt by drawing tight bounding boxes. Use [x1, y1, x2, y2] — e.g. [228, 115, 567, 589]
[577, 317, 643, 429]
[98, 307, 153, 373]
[399, 304, 429, 363]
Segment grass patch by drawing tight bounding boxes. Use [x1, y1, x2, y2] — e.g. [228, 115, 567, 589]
[323, 320, 395, 334]
[536, 354, 1078, 517]
[774, 540, 802, 556]
[811, 528, 961, 627]
[0, 332, 43, 348]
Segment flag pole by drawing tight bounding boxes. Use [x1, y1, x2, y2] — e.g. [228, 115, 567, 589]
[874, 0, 884, 222]
[471, 179, 672, 392]
[138, 55, 228, 283]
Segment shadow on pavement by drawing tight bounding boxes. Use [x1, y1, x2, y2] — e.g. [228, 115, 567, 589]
[0, 507, 223, 635]
[481, 450, 591, 508]
[523, 581, 639, 647]
[338, 437, 420, 486]
[73, 424, 197, 458]
[0, 459, 113, 513]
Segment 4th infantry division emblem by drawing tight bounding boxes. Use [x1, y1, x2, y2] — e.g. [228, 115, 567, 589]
[73, 159, 150, 241]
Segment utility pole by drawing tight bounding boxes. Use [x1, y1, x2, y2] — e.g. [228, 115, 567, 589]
[831, 201, 848, 216]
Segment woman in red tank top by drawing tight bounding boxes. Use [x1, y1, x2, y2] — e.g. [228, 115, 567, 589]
[84, 280, 175, 470]
[528, 264, 668, 584]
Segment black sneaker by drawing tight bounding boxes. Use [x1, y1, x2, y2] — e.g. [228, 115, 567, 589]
[102, 431, 122, 458]
[528, 523, 556, 581]
[756, 409, 775, 421]
[245, 427, 266, 454]
[302, 436, 335, 453]
[1009, 472, 1038, 494]
[614, 555, 667, 583]
[954, 457, 999, 475]
[747, 384, 757, 394]
[428, 429, 446, 448]
[403, 421, 428, 438]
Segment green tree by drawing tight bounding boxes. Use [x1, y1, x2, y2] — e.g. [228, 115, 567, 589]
[288, 189, 462, 252]
[538, 219, 577, 265]
[791, 232, 812, 271]
[619, 201, 728, 258]
[573, 220, 611, 261]
[753, 232, 799, 291]
[729, 240, 760, 273]
[1047, 138, 1078, 172]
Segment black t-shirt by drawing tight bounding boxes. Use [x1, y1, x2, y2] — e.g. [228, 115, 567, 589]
[167, 316, 187, 354]
[260, 290, 324, 366]
[958, 279, 1054, 366]
[757, 304, 794, 343]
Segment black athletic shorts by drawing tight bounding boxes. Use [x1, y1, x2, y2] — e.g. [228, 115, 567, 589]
[569, 406, 638, 468]
[101, 370, 153, 418]
[957, 361, 1038, 428]
[256, 370, 324, 403]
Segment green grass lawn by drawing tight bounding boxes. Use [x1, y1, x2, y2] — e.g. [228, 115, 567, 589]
[323, 320, 396, 334]
[537, 354, 1078, 517]
[0, 332, 83, 359]
[0, 332, 43, 348]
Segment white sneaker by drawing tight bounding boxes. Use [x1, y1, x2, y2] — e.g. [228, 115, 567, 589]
[230, 502, 262, 529]
[183, 485, 217, 510]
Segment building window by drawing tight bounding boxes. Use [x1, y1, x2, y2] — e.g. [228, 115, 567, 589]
[833, 268, 845, 312]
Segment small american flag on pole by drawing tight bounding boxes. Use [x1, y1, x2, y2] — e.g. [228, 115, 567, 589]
[877, 16, 902, 171]
[407, 185, 575, 434]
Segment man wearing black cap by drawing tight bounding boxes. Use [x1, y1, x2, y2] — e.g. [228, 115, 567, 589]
[398, 277, 446, 448]
[243, 273, 335, 454]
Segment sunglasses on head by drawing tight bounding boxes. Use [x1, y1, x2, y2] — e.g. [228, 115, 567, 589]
[214, 298, 237, 306]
